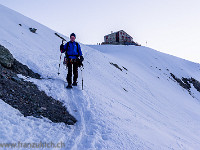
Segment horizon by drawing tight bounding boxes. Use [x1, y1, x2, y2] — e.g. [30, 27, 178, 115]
[0, 0, 200, 63]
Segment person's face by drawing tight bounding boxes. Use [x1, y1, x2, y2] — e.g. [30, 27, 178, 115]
[70, 36, 76, 42]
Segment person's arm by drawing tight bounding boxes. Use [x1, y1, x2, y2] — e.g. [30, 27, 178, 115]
[78, 43, 83, 56]
[60, 43, 67, 53]
[78, 43, 84, 62]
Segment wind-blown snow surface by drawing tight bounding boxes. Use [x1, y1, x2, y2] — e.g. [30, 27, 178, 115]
[1, 4, 200, 150]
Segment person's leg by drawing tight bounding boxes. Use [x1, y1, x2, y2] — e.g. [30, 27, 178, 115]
[73, 62, 78, 83]
[67, 60, 72, 85]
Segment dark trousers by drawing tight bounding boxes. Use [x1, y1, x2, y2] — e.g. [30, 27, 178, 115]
[67, 60, 78, 85]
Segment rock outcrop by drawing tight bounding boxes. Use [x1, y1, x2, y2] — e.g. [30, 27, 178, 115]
[0, 45, 76, 125]
[0, 45, 14, 68]
[170, 73, 200, 96]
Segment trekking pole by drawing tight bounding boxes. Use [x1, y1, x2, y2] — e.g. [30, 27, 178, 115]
[80, 67, 84, 90]
[58, 53, 62, 75]
[58, 40, 64, 75]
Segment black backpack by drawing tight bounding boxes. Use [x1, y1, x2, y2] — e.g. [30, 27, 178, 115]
[65, 42, 80, 58]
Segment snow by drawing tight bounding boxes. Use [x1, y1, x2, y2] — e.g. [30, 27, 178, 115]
[0, 99, 69, 149]
[1, 4, 200, 150]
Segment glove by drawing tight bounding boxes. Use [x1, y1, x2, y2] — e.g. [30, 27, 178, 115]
[80, 56, 84, 62]
[60, 44, 64, 52]
[78, 61, 83, 67]
[78, 56, 84, 67]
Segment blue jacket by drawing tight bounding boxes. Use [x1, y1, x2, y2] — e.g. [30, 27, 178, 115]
[61, 41, 83, 59]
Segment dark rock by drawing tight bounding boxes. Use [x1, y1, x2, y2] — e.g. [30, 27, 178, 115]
[0, 45, 76, 125]
[190, 78, 200, 92]
[123, 88, 128, 92]
[0, 74, 4, 79]
[170, 73, 191, 90]
[182, 78, 191, 89]
[29, 28, 37, 33]
[170, 73, 200, 96]
[11, 76, 22, 83]
[11, 59, 40, 79]
[110, 62, 123, 71]
[67, 119, 75, 125]
[0, 90, 3, 97]
[0, 45, 14, 68]
[122, 66, 128, 71]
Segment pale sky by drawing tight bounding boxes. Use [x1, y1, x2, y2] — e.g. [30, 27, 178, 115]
[0, 0, 200, 63]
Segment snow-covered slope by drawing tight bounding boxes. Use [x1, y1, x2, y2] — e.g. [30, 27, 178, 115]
[1, 4, 200, 150]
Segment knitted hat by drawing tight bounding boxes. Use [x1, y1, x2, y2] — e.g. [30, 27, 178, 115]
[70, 33, 76, 38]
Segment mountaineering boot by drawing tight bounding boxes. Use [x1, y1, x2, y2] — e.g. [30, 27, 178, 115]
[72, 82, 77, 86]
[66, 84, 73, 89]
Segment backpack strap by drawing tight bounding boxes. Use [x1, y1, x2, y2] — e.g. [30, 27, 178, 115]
[65, 42, 70, 58]
[75, 42, 80, 56]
